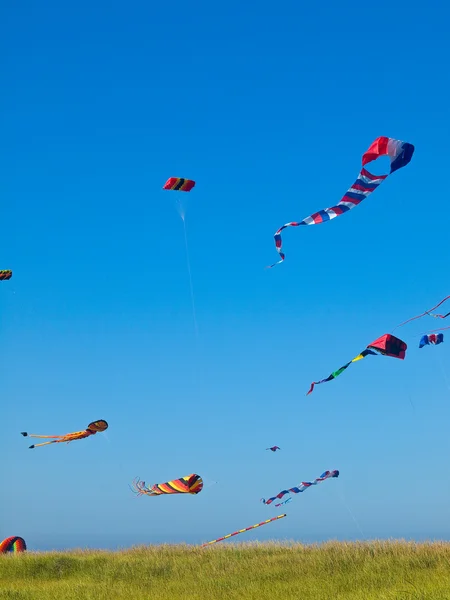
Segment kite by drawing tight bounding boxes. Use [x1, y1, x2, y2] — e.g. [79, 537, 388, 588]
[131, 473, 203, 497]
[0, 537, 26, 553]
[261, 470, 339, 506]
[269, 136, 414, 267]
[0, 270, 12, 280]
[419, 333, 444, 348]
[307, 333, 407, 395]
[163, 177, 195, 192]
[266, 446, 280, 452]
[394, 295, 450, 330]
[201, 514, 286, 547]
[20, 419, 108, 449]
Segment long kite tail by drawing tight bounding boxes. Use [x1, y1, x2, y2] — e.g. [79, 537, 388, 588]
[201, 514, 287, 547]
[306, 349, 377, 395]
[28, 440, 59, 449]
[393, 295, 450, 331]
[21, 433, 63, 439]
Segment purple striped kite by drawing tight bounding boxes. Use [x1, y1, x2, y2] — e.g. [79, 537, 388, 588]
[268, 136, 414, 267]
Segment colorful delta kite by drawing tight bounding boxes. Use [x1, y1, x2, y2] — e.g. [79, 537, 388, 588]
[261, 470, 339, 506]
[419, 333, 444, 348]
[201, 514, 286, 547]
[163, 177, 196, 192]
[269, 136, 414, 267]
[20, 419, 108, 449]
[307, 334, 407, 395]
[0, 537, 26, 553]
[0, 270, 12, 280]
[131, 473, 203, 497]
[394, 295, 450, 330]
[266, 446, 281, 452]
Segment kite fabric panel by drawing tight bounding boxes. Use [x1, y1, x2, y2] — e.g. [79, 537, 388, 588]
[0, 537, 27, 553]
[307, 333, 407, 395]
[269, 136, 414, 267]
[261, 470, 339, 506]
[201, 514, 286, 547]
[394, 295, 450, 330]
[131, 473, 203, 497]
[419, 333, 444, 348]
[163, 177, 196, 192]
[20, 419, 108, 449]
[0, 270, 12, 280]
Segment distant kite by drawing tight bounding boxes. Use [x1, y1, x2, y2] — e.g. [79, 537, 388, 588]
[201, 514, 286, 547]
[419, 333, 444, 348]
[269, 136, 414, 267]
[307, 333, 407, 395]
[163, 177, 195, 192]
[131, 473, 203, 497]
[0, 537, 26, 553]
[261, 470, 339, 506]
[266, 446, 280, 452]
[21, 419, 108, 449]
[394, 295, 450, 330]
[0, 270, 12, 280]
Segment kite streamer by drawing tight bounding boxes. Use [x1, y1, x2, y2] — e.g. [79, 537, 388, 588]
[201, 514, 286, 547]
[269, 136, 414, 267]
[0, 270, 12, 280]
[307, 333, 407, 395]
[20, 419, 108, 449]
[131, 473, 203, 497]
[261, 470, 339, 506]
[393, 295, 450, 330]
[0, 537, 26, 553]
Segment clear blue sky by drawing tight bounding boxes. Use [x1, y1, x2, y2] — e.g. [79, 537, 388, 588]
[2, 0, 450, 551]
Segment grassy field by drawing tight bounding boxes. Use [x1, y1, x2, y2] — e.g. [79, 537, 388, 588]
[1, 541, 450, 599]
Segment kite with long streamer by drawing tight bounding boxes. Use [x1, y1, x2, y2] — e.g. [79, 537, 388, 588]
[201, 514, 286, 547]
[269, 136, 414, 267]
[131, 473, 203, 497]
[261, 470, 339, 506]
[20, 419, 108, 449]
[307, 333, 407, 395]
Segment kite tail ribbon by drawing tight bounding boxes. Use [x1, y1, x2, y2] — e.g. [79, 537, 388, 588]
[306, 349, 377, 395]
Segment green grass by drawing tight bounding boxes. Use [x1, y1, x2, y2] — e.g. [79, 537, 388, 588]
[1, 541, 450, 599]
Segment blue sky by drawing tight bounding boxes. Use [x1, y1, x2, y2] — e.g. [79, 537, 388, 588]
[2, 0, 450, 550]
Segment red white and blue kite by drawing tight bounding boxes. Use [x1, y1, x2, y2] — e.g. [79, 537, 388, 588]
[269, 136, 415, 267]
[261, 469, 339, 506]
[419, 333, 444, 348]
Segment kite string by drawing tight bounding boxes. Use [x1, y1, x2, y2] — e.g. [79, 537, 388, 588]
[337, 481, 365, 539]
[181, 215, 199, 340]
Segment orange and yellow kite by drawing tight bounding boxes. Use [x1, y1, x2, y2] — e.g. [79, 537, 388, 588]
[20, 419, 108, 449]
